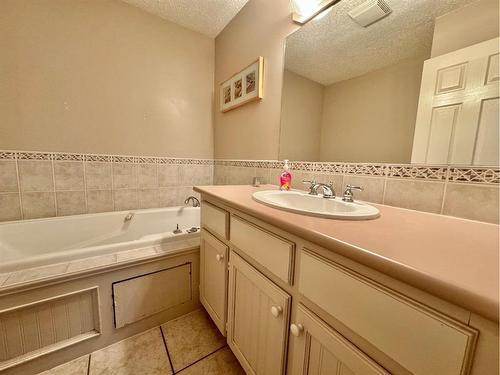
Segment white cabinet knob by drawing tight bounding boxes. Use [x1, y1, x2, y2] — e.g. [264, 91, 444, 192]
[216, 253, 224, 262]
[271, 306, 283, 318]
[290, 323, 304, 337]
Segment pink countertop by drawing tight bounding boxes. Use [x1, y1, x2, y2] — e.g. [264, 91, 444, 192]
[194, 185, 499, 322]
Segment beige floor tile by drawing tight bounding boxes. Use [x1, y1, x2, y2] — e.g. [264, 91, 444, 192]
[89, 328, 172, 375]
[38, 355, 89, 375]
[161, 309, 226, 372]
[178, 347, 245, 375]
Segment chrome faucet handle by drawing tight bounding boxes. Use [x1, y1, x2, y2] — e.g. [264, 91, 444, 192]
[342, 185, 363, 202]
[302, 180, 317, 195]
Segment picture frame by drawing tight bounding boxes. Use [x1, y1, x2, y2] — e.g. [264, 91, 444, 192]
[219, 56, 264, 112]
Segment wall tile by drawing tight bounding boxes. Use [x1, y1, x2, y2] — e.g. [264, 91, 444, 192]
[159, 187, 178, 207]
[138, 188, 160, 209]
[226, 166, 256, 185]
[0, 161, 18, 192]
[18, 161, 54, 192]
[0, 193, 21, 221]
[213, 165, 228, 185]
[113, 163, 137, 189]
[290, 170, 315, 191]
[158, 165, 182, 187]
[251, 167, 271, 185]
[21, 192, 56, 219]
[183, 165, 212, 186]
[56, 191, 86, 216]
[113, 189, 138, 211]
[54, 161, 84, 190]
[443, 183, 499, 224]
[138, 163, 158, 188]
[384, 179, 445, 214]
[85, 162, 112, 189]
[87, 190, 113, 213]
[342, 176, 385, 203]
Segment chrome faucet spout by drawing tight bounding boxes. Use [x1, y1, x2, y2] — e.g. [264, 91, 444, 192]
[184, 196, 200, 207]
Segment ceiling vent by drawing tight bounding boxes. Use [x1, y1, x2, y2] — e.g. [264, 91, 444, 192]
[348, 0, 392, 27]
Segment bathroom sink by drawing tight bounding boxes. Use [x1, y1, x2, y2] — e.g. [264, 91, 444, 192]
[252, 190, 380, 220]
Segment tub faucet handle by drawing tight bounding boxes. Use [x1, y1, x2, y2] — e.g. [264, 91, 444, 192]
[124, 212, 135, 222]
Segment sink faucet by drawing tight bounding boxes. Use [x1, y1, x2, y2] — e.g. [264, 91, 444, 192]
[184, 196, 200, 207]
[302, 180, 336, 199]
[342, 184, 363, 202]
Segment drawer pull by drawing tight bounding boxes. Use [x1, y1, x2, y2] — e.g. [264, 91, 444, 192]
[290, 323, 304, 337]
[216, 254, 224, 262]
[271, 305, 283, 318]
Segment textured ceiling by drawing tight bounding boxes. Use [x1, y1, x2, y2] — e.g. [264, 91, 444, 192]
[285, 0, 476, 86]
[122, 0, 249, 37]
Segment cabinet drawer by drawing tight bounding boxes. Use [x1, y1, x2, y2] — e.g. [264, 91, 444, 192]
[230, 215, 294, 284]
[200, 229, 228, 335]
[201, 201, 229, 239]
[299, 250, 478, 375]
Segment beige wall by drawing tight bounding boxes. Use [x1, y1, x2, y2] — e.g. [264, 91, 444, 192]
[0, 0, 214, 158]
[319, 56, 426, 163]
[279, 70, 323, 161]
[214, 0, 298, 160]
[431, 0, 499, 57]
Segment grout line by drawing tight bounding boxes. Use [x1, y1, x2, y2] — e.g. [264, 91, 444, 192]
[111, 160, 116, 212]
[440, 166, 451, 215]
[159, 326, 175, 374]
[51, 157, 58, 216]
[173, 344, 228, 374]
[87, 353, 91, 375]
[14, 155, 24, 220]
[83, 160, 89, 214]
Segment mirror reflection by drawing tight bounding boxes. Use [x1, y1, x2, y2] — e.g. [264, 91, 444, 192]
[279, 0, 499, 165]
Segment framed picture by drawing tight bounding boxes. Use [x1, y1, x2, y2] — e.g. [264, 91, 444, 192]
[219, 57, 264, 112]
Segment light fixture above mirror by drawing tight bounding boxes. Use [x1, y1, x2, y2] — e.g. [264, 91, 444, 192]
[291, 0, 340, 24]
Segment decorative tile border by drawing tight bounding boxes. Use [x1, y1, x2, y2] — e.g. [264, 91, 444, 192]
[449, 167, 500, 184]
[0, 150, 214, 223]
[0, 150, 214, 165]
[213, 159, 498, 184]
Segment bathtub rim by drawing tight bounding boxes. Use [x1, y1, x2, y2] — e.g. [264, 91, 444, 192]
[0, 205, 199, 226]
[0, 237, 200, 297]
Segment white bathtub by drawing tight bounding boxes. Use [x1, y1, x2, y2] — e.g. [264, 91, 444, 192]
[0, 207, 200, 273]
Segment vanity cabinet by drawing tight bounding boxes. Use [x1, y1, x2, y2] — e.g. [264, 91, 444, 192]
[199, 229, 228, 335]
[289, 305, 389, 375]
[227, 251, 291, 375]
[198, 196, 498, 375]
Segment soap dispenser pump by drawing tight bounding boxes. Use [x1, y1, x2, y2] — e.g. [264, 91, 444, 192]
[280, 160, 292, 191]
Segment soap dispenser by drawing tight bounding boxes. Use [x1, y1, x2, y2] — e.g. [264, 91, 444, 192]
[280, 160, 292, 191]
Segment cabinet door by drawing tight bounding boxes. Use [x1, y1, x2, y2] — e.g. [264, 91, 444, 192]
[227, 251, 291, 375]
[200, 229, 228, 335]
[290, 305, 390, 375]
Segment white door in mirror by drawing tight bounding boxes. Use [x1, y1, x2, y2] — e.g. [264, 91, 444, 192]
[252, 190, 380, 220]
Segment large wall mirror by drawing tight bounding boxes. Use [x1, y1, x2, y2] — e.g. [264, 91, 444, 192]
[279, 0, 499, 165]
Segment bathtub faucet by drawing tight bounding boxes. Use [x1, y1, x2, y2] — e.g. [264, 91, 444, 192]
[124, 212, 135, 222]
[184, 196, 200, 207]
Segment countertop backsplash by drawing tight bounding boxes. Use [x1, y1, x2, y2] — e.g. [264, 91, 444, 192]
[0, 150, 498, 224]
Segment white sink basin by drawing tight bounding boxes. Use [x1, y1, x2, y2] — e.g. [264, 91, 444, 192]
[252, 190, 380, 220]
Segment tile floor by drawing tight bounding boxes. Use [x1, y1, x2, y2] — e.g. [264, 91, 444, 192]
[38, 309, 245, 375]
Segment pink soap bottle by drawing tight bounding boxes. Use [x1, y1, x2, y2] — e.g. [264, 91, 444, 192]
[279, 160, 292, 191]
